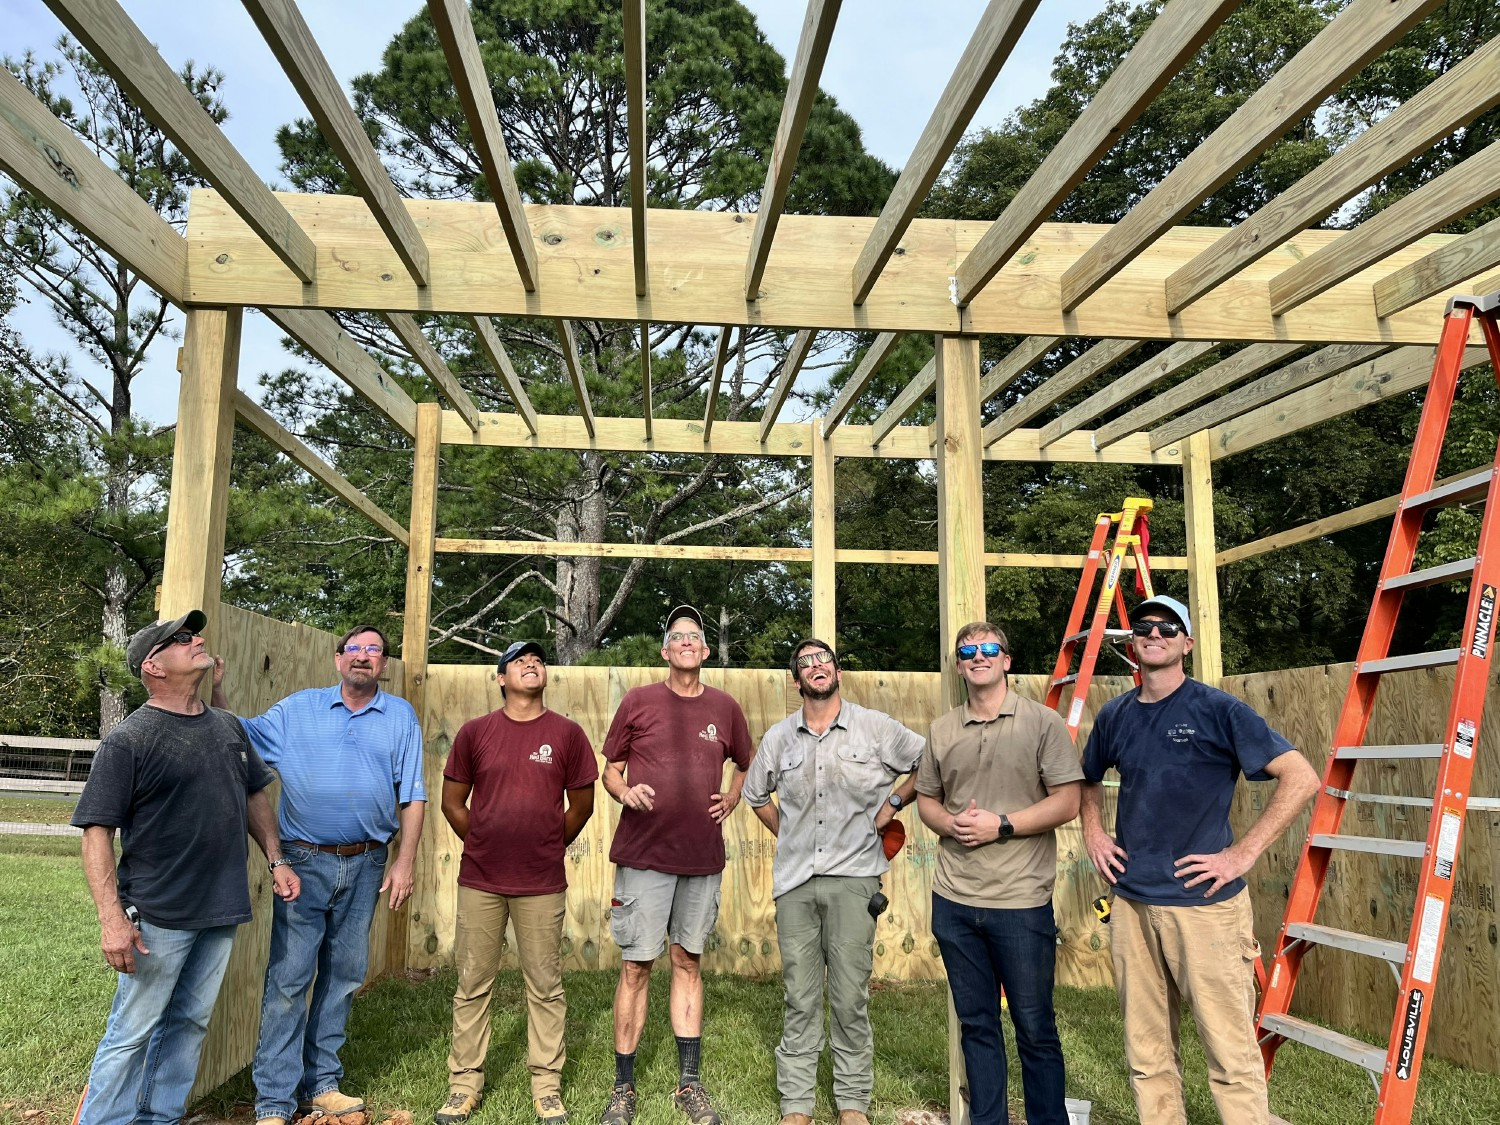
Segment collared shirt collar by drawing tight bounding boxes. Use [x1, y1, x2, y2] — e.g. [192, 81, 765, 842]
[795, 701, 850, 735]
[961, 690, 1018, 726]
[325, 683, 387, 715]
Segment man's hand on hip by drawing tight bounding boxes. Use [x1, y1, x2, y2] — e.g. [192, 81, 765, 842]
[709, 789, 739, 823]
[382, 856, 416, 910]
[1084, 825, 1128, 885]
[1174, 844, 1253, 898]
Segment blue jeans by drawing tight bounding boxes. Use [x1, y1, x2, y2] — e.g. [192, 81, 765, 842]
[253, 843, 385, 1118]
[931, 894, 1068, 1125]
[79, 921, 237, 1125]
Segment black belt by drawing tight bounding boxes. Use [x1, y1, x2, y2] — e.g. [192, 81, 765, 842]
[287, 838, 383, 856]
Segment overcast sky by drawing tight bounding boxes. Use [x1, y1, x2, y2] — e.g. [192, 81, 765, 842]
[5, 0, 1113, 423]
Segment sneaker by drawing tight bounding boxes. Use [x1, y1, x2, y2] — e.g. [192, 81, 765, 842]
[302, 1091, 365, 1118]
[673, 1084, 721, 1125]
[599, 1083, 636, 1125]
[535, 1094, 568, 1125]
[435, 1092, 480, 1125]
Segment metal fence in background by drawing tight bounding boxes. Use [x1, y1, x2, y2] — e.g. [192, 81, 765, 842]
[0, 734, 94, 837]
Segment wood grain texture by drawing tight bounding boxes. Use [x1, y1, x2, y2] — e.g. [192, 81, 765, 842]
[382, 312, 481, 431]
[1375, 214, 1500, 318]
[1038, 340, 1219, 447]
[936, 337, 986, 709]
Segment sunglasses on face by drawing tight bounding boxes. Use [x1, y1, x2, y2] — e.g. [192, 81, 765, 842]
[149, 630, 199, 659]
[341, 643, 386, 656]
[795, 650, 836, 669]
[666, 631, 704, 644]
[956, 642, 1006, 660]
[1131, 619, 1185, 638]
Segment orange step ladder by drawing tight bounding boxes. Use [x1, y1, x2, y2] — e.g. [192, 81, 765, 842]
[1257, 291, 1500, 1123]
[1045, 496, 1153, 740]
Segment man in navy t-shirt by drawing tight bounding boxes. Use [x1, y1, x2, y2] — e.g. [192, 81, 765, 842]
[1080, 595, 1319, 1125]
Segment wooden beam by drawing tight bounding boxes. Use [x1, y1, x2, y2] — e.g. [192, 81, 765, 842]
[1182, 430, 1222, 683]
[467, 315, 539, 435]
[555, 319, 596, 438]
[1270, 140, 1500, 315]
[639, 322, 654, 440]
[759, 329, 817, 442]
[1148, 343, 1390, 450]
[1208, 345, 1494, 460]
[160, 308, 240, 644]
[746, 0, 841, 300]
[850, 0, 1039, 304]
[0, 66, 186, 304]
[403, 401, 441, 694]
[1374, 215, 1500, 318]
[823, 332, 900, 436]
[983, 338, 1143, 445]
[871, 358, 936, 447]
[1091, 342, 1303, 450]
[842, 550, 1189, 569]
[234, 390, 410, 546]
[936, 335, 987, 710]
[955, 0, 1237, 306]
[427, 0, 538, 292]
[47, 0, 316, 284]
[1058, 0, 1444, 311]
[979, 336, 1058, 403]
[187, 193, 1477, 344]
[381, 312, 480, 432]
[703, 326, 734, 441]
[1166, 34, 1500, 314]
[242, 0, 430, 286]
[811, 437, 836, 642]
[623, 0, 649, 297]
[262, 307, 418, 437]
[1039, 340, 1218, 447]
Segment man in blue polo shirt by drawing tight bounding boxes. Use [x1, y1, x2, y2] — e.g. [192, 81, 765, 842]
[215, 624, 425, 1125]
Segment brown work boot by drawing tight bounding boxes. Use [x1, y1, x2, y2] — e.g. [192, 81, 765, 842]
[434, 1091, 480, 1125]
[303, 1091, 365, 1118]
[599, 1083, 636, 1125]
[778, 1115, 813, 1125]
[673, 1083, 721, 1125]
[535, 1093, 569, 1125]
[837, 1111, 871, 1125]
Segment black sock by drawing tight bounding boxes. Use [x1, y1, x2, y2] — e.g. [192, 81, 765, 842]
[615, 1051, 635, 1088]
[676, 1035, 701, 1087]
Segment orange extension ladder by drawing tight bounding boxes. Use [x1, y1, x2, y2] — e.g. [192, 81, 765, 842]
[1257, 292, 1500, 1123]
[1045, 496, 1153, 740]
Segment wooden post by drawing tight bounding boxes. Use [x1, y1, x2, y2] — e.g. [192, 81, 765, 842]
[811, 436, 836, 645]
[935, 333, 985, 1125]
[160, 307, 242, 646]
[1183, 429, 1224, 683]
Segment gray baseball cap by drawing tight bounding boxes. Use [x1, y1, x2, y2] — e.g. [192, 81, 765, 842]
[1132, 595, 1192, 637]
[127, 609, 207, 677]
[497, 639, 547, 674]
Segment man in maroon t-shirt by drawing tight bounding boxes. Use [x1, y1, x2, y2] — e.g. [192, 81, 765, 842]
[435, 641, 598, 1125]
[598, 606, 753, 1125]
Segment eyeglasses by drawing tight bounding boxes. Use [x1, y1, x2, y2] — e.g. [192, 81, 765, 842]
[1131, 619, 1185, 638]
[149, 630, 199, 658]
[956, 642, 1006, 660]
[666, 631, 704, 644]
[341, 643, 386, 656]
[795, 650, 835, 669]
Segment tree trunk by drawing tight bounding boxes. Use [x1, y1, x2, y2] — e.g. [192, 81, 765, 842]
[98, 557, 128, 735]
[552, 453, 608, 664]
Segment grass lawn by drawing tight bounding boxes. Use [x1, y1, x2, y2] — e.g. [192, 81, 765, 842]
[0, 796, 77, 825]
[4, 839, 1499, 1125]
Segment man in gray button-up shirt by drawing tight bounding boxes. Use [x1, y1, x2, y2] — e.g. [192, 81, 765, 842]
[743, 639, 925, 1125]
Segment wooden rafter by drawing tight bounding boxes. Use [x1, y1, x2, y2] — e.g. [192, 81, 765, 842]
[823, 332, 900, 436]
[979, 336, 1057, 402]
[703, 327, 734, 441]
[235, 391, 410, 545]
[639, 322, 654, 440]
[1091, 342, 1303, 450]
[1038, 340, 1218, 447]
[428, 0, 539, 292]
[47, 0, 316, 284]
[623, 0, 649, 297]
[242, 0, 430, 286]
[745, 0, 841, 300]
[1375, 216, 1500, 317]
[1166, 34, 1500, 314]
[872, 358, 937, 447]
[955, 0, 1237, 307]
[262, 308, 418, 437]
[555, 320, 597, 438]
[1269, 140, 1500, 315]
[850, 0, 1039, 305]
[983, 339, 1143, 446]
[0, 66, 186, 304]
[467, 315, 539, 436]
[382, 313, 481, 432]
[1058, 0, 1443, 312]
[759, 330, 817, 442]
[1148, 342, 1390, 449]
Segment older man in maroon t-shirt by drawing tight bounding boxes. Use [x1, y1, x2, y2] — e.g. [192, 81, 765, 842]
[435, 641, 598, 1125]
[598, 606, 753, 1125]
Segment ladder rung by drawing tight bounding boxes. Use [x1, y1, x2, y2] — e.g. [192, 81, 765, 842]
[1284, 922, 1407, 965]
[1051, 674, 1078, 687]
[1062, 628, 1133, 645]
[1329, 788, 1500, 814]
[1311, 833, 1426, 859]
[1334, 744, 1444, 760]
[1359, 649, 1460, 675]
[1383, 556, 1478, 592]
[1404, 468, 1494, 511]
[1259, 1014, 1387, 1075]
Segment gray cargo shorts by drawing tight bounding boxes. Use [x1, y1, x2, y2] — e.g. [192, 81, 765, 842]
[610, 866, 722, 961]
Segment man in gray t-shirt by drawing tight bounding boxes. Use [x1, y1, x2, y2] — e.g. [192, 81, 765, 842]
[744, 639, 924, 1125]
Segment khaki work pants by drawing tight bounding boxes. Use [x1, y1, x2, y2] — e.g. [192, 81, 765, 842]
[448, 885, 568, 1100]
[1110, 889, 1268, 1125]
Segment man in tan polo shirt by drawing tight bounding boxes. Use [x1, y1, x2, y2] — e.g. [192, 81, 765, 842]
[916, 620, 1082, 1125]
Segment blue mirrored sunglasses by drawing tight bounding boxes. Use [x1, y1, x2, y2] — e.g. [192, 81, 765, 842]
[956, 641, 1005, 660]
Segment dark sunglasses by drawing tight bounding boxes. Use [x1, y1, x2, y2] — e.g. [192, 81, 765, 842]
[795, 650, 836, 669]
[956, 641, 1006, 660]
[149, 629, 199, 658]
[1131, 619, 1185, 638]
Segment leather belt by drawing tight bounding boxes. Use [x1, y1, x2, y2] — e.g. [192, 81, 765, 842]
[287, 838, 383, 856]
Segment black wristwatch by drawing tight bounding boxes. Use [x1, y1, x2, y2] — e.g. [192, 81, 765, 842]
[888, 793, 904, 810]
[998, 814, 1015, 840]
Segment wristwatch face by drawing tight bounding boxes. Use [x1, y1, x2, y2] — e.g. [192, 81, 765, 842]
[888, 794, 902, 809]
[999, 815, 1014, 838]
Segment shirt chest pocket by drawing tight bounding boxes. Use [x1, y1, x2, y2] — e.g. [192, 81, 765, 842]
[836, 744, 885, 788]
[779, 747, 808, 799]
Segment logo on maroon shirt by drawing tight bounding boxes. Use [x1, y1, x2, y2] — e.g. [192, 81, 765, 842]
[529, 743, 554, 764]
[699, 723, 719, 743]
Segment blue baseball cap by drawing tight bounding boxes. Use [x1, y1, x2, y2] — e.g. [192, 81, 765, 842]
[1132, 595, 1192, 637]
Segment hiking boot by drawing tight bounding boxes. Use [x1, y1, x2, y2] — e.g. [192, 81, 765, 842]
[837, 1112, 871, 1125]
[435, 1091, 480, 1125]
[302, 1091, 365, 1118]
[256, 1116, 288, 1125]
[535, 1094, 569, 1125]
[673, 1083, 721, 1125]
[599, 1083, 636, 1125]
[779, 1115, 813, 1125]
